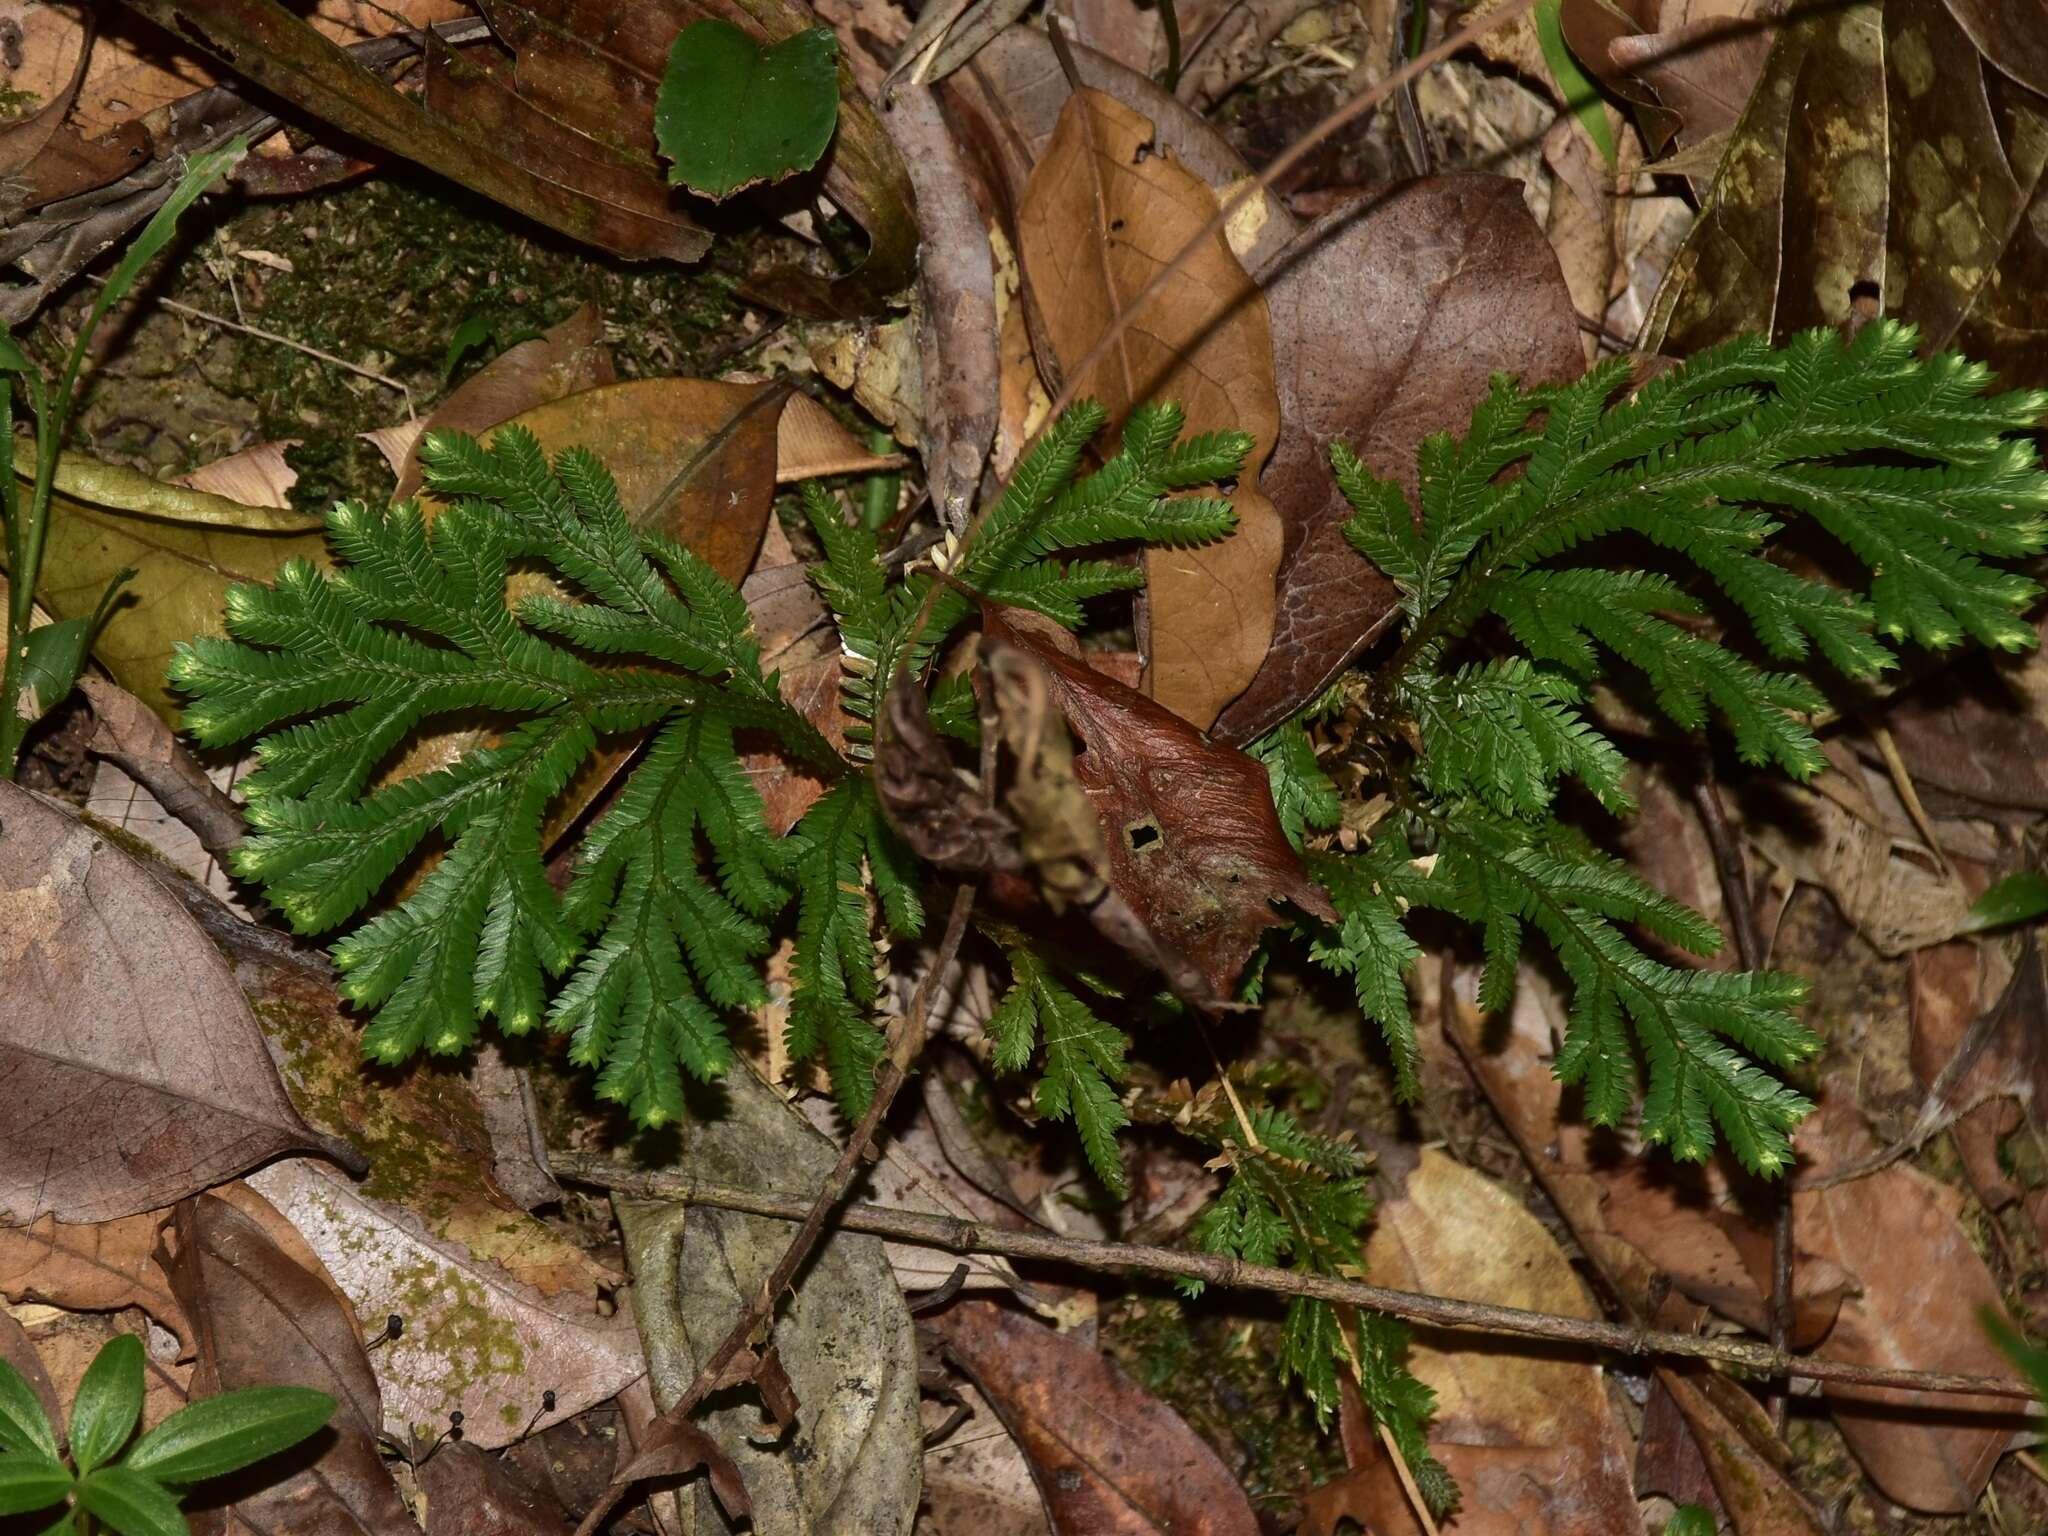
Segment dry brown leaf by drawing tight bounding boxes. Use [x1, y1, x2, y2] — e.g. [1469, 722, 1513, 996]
[0, 781, 349, 1224]
[175, 439, 302, 510]
[1659, 1364, 1827, 1536]
[165, 1192, 416, 1536]
[1016, 86, 1282, 730]
[922, 1299, 1259, 1535]
[1745, 770, 1975, 957]
[395, 300, 616, 500]
[1361, 1146, 1639, 1536]
[1793, 1085, 2031, 1512]
[938, 28, 1298, 275]
[0, 1212, 189, 1350]
[1908, 936, 2027, 1210]
[1211, 176, 1584, 745]
[420, 1440, 572, 1536]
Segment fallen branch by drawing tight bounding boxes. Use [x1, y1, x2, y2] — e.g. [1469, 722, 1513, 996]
[548, 1157, 2035, 1404]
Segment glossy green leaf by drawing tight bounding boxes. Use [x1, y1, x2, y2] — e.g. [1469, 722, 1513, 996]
[68, 1335, 144, 1474]
[0, 1453, 70, 1516]
[123, 1387, 335, 1485]
[1663, 1507, 1717, 1536]
[0, 1360, 59, 1461]
[1960, 870, 2048, 934]
[1534, 0, 1616, 169]
[75, 1467, 183, 1536]
[655, 21, 840, 200]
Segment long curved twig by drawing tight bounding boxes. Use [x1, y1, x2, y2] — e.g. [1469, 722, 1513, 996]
[550, 1159, 2034, 1404]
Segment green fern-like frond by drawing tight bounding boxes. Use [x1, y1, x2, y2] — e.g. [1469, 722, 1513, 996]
[1185, 1105, 1455, 1519]
[1251, 720, 1343, 851]
[785, 777, 924, 1121]
[805, 400, 1247, 758]
[988, 947, 1131, 1195]
[1309, 320, 2046, 1171]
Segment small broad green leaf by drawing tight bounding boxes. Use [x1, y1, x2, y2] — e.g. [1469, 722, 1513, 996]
[0, 1360, 58, 1461]
[15, 570, 132, 730]
[1663, 1504, 1717, 1536]
[1961, 870, 2048, 934]
[0, 1453, 70, 1516]
[1983, 1308, 2048, 1412]
[1533, 0, 1616, 168]
[0, 330, 29, 374]
[123, 1387, 335, 1486]
[656, 22, 841, 201]
[68, 1335, 144, 1474]
[74, 1467, 183, 1536]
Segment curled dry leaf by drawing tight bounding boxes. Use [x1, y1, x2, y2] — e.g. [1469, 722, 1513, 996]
[874, 670, 1020, 876]
[163, 1192, 416, 1536]
[1656, 1364, 1828, 1536]
[608, 1414, 752, 1524]
[0, 1212, 190, 1352]
[1211, 175, 1584, 745]
[1359, 1145, 1640, 1536]
[1909, 936, 2031, 1211]
[1015, 86, 1282, 731]
[176, 440, 304, 511]
[879, 80, 999, 532]
[984, 610, 1334, 1007]
[921, 1298, 1260, 1536]
[0, 782, 349, 1224]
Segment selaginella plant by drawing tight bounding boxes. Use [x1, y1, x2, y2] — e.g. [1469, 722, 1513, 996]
[170, 319, 2048, 1519]
[0, 1333, 333, 1536]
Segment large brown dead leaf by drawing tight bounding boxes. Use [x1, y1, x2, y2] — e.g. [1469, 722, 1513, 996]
[419, 1441, 571, 1536]
[1359, 1146, 1640, 1536]
[0, 782, 346, 1225]
[984, 609, 1333, 1006]
[164, 1192, 416, 1536]
[0, 1212, 190, 1350]
[1015, 86, 1283, 731]
[1794, 1086, 2032, 1512]
[922, 1298, 1259, 1536]
[1210, 175, 1584, 745]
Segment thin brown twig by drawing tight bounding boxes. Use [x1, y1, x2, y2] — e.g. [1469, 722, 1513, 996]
[569, 882, 979, 1536]
[547, 1159, 2034, 1403]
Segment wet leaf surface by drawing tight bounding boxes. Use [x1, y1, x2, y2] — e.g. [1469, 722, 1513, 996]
[0, 783, 342, 1225]
[921, 1298, 1259, 1536]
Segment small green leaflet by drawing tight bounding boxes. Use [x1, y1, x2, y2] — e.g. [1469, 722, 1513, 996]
[1533, 0, 1616, 168]
[1960, 870, 2048, 934]
[656, 22, 841, 201]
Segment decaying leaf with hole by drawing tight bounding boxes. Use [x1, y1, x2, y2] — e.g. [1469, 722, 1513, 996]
[1015, 86, 1284, 732]
[984, 609, 1334, 1007]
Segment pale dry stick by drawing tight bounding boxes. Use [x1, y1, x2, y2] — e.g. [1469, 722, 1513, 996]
[1869, 721, 1960, 885]
[567, 882, 979, 1536]
[83, 276, 417, 420]
[547, 1160, 2038, 1402]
